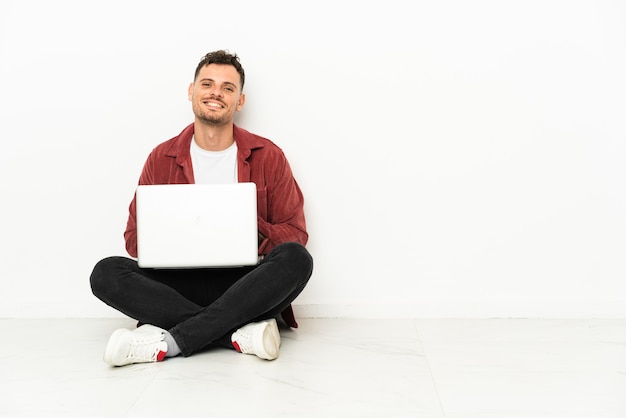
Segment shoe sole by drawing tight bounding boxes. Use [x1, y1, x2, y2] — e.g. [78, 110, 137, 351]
[260, 319, 281, 360]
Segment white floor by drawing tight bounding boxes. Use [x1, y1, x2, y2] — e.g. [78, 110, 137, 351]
[1, 318, 626, 417]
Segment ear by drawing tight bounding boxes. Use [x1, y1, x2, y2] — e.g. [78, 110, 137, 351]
[187, 82, 194, 101]
[236, 93, 246, 111]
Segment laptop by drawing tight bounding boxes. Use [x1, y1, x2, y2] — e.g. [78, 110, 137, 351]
[135, 182, 259, 268]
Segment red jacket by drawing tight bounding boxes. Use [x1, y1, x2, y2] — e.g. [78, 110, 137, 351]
[124, 123, 308, 327]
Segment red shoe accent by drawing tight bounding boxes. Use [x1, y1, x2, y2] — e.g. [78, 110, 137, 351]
[156, 350, 167, 362]
[232, 340, 242, 352]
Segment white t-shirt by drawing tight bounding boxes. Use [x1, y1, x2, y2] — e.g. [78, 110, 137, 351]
[190, 137, 238, 184]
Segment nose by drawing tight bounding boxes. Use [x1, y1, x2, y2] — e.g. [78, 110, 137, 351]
[209, 86, 223, 98]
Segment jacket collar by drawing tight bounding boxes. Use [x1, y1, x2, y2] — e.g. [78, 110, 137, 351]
[165, 123, 265, 162]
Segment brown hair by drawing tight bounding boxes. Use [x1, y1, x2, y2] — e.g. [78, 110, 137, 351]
[194, 50, 245, 90]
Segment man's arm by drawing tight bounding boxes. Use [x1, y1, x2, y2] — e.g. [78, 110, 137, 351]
[123, 152, 157, 258]
[257, 156, 308, 254]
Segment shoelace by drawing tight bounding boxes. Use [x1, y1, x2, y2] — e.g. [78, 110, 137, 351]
[127, 335, 165, 361]
[233, 334, 253, 353]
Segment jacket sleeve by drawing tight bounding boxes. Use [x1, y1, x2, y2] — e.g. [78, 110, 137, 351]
[257, 155, 308, 254]
[123, 152, 157, 258]
[124, 196, 139, 258]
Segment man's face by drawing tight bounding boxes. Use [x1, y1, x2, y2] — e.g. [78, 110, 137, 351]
[188, 63, 245, 126]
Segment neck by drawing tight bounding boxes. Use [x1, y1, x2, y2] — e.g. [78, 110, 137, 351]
[193, 120, 235, 151]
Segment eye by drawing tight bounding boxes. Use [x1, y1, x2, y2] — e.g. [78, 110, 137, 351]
[224, 86, 235, 92]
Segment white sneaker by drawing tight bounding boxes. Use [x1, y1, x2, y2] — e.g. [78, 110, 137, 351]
[231, 318, 281, 360]
[103, 324, 168, 366]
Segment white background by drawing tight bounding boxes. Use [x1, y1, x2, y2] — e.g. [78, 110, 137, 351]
[1, 0, 625, 318]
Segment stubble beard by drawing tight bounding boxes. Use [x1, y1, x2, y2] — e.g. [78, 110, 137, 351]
[193, 102, 229, 127]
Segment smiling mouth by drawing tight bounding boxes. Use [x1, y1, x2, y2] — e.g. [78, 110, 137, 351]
[204, 101, 224, 109]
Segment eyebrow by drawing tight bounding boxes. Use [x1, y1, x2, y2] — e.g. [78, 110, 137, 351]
[198, 78, 238, 88]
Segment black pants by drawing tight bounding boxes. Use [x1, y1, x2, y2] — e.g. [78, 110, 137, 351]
[90, 242, 313, 356]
